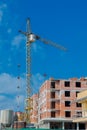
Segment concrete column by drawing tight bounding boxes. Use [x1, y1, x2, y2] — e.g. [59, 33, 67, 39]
[76, 123, 79, 130]
[62, 122, 64, 130]
[47, 122, 50, 129]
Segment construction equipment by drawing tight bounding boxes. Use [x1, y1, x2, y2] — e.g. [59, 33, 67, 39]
[19, 18, 67, 122]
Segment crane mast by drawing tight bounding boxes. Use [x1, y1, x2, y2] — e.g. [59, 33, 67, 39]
[19, 18, 33, 122]
[26, 25, 33, 122]
[26, 18, 32, 99]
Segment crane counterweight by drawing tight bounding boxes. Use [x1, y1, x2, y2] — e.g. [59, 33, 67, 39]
[28, 34, 36, 43]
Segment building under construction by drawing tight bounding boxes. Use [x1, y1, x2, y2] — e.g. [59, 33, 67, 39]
[30, 77, 87, 129]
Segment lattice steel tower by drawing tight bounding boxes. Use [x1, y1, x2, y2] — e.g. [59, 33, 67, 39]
[19, 18, 34, 122]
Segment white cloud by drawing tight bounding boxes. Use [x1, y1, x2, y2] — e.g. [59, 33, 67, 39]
[0, 72, 44, 111]
[0, 3, 7, 23]
[0, 96, 15, 110]
[0, 73, 25, 94]
[12, 35, 25, 48]
[0, 73, 26, 110]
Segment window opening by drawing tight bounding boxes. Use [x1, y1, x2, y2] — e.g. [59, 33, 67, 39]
[65, 81, 70, 87]
[65, 111, 71, 117]
[65, 101, 71, 107]
[65, 91, 70, 97]
[76, 82, 81, 87]
[51, 82, 55, 88]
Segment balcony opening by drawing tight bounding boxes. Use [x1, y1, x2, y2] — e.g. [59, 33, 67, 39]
[51, 92, 55, 98]
[51, 112, 55, 117]
[51, 102, 55, 109]
[51, 82, 55, 88]
[65, 91, 70, 97]
[65, 101, 71, 107]
[65, 81, 70, 87]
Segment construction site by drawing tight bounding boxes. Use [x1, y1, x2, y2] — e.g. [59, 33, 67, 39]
[0, 18, 87, 130]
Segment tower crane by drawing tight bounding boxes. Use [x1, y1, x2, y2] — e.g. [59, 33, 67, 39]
[19, 18, 67, 123]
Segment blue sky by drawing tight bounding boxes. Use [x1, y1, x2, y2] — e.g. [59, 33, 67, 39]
[0, 0, 87, 111]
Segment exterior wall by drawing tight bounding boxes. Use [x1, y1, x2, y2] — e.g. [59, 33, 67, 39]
[30, 94, 38, 124]
[30, 77, 87, 129]
[39, 80, 51, 120]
